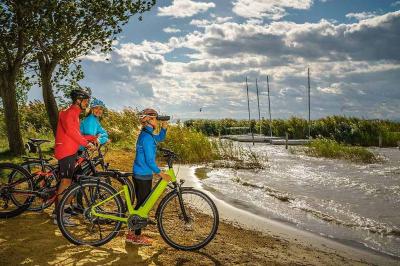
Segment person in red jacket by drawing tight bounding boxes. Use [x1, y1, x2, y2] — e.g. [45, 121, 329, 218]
[53, 88, 96, 226]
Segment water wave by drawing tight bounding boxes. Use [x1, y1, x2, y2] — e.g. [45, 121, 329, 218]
[231, 176, 400, 237]
[231, 176, 294, 202]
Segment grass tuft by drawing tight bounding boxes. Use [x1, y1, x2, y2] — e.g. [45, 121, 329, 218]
[293, 138, 379, 163]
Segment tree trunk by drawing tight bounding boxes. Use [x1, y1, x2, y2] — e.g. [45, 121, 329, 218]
[0, 72, 25, 155]
[39, 60, 58, 136]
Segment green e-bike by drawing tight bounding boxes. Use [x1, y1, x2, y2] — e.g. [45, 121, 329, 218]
[56, 148, 219, 250]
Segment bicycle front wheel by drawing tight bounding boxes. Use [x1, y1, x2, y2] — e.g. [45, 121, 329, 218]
[57, 180, 124, 246]
[157, 188, 219, 250]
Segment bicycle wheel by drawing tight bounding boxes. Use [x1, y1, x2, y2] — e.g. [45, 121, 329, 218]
[0, 163, 34, 218]
[57, 180, 124, 246]
[19, 161, 58, 211]
[157, 188, 219, 250]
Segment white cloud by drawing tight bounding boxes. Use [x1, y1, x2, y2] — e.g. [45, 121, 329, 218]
[163, 27, 181, 33]
[190, 19, 211, 27]
[247, 18, 264, 25]
[180, 11, 400, 63]
[346, 12, 378, 21]
[391, 1, 400, 7]
[232, 0, 314, 20]
[80, 51, 110, 62]
[215, 16, 233, 23]
[158, 0, 215, 18]
[190, 16, 233, 27]
[317, 85, 342, 94]
[78, 10, 400, 120]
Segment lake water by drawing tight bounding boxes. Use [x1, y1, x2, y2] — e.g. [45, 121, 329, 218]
[201, 142, 400, 258]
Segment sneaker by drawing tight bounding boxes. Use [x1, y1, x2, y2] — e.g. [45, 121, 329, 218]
[64, 207, 80, 216]
[125, 234, 153, 246]
[71, 204, 84, 214]
[53, 215, 77, 227]
[51, 205, 79, 218]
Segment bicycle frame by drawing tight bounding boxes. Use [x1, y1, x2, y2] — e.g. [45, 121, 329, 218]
[90, 168, 177, 222]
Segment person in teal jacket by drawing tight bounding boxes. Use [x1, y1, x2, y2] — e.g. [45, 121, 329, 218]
[80, 98, 109, 145]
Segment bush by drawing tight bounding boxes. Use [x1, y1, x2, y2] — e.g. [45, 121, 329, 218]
[159, 126, 219, 163]
[302, 138, 378, 163]
[101, 108, 140, 149]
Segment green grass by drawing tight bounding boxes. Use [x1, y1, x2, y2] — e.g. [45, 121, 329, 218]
[159, 126, 220, 164]
[0, 133, 55, 164]
[297, 138, 379, 163]
[211, 139, 265, 169]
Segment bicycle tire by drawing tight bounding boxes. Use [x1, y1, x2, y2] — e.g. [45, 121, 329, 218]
[0, 163, 34, 218]
[57, 180, 124, 246]
[19, 161, 58, 211]
[157, 188, 219, 250]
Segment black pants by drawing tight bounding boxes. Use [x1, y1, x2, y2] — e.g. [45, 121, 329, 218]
[133, 178, 152, 235]
[58, 153, 77, 179]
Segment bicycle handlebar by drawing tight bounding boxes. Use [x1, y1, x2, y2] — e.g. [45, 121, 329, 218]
[158, 147, 177, 157]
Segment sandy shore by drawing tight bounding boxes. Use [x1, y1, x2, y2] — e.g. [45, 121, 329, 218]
[0, 208, 374, 266]
[0, 151, 398, 265]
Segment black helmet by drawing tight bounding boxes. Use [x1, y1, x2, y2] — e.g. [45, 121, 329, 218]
[70, 87, 90, 101]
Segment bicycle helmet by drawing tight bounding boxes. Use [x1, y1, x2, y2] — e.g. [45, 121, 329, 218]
[70, 87, 91, 102]
[91, 98, 106, 108]
[138, 108, 158, 123]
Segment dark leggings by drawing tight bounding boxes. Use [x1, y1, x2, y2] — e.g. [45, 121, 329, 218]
[133, 178, 152, 235]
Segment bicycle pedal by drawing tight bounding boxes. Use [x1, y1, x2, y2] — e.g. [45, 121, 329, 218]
[127, 215, 149, 231]
[147, 219, 156, 225]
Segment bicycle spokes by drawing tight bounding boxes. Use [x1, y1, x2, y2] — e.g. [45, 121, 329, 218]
[157, 189, 219, 250]
[57, 182, 124, 246]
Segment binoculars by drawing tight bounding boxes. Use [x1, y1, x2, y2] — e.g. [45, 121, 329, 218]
[157, 115, 170, 121]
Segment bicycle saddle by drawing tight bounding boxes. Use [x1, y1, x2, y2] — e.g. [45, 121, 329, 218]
[28, 138, 51, 146]
[115, 171, 134, 178]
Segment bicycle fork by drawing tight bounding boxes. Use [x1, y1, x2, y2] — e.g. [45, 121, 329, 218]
[176, 182, 190, 223]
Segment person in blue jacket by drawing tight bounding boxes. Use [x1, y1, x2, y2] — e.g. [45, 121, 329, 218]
[80, 98, 109, 145]
[126, 108, 170, 245]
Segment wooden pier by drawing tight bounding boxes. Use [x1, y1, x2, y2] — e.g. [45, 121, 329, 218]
[220, 134, 311, 145]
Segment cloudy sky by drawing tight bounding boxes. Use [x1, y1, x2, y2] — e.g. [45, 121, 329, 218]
[29, 0, 400, 120]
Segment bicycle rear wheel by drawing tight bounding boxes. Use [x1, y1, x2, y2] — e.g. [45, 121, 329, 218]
[157, 188, 219, 250]
[57, 180, 124, 246]
[0, 163, 34, 218]
[20, 161, 58, 211]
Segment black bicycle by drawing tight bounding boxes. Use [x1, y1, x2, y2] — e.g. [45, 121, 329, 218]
[1, 140, 134, 216]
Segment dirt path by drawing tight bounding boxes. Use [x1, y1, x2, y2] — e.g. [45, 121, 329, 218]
[0, 209, 371, 266]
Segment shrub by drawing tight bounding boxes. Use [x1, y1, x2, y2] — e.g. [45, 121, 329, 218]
[159, 126, 219, 163]
[302, 138, 378, 163]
